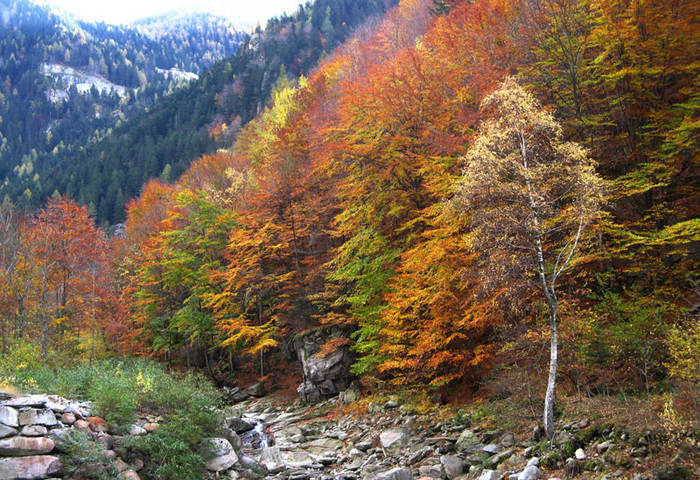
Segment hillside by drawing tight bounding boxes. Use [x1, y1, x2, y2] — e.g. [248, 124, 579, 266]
[2, 0, 397, 224]
[0, 0, 244, 214]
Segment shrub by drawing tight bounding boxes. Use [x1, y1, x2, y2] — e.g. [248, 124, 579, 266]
[59, 429, 119, 480]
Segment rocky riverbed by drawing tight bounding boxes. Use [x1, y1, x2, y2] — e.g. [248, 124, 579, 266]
[208, 394, 687, 480]
[0, 390, 694, 480]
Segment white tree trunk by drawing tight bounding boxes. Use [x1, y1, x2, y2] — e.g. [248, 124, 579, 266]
[544, 304, 558, 440]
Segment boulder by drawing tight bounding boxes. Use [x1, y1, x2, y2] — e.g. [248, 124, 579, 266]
[295, 328, 353, 402]
[441, 455, 465, 479]
[0, 406, 19, 427]
[227, 417, 256, 434]
[0, 455, 61, 479]
[18, 408, 58, 427]
[456, 429, 481, 453]
[0, 436, 55, 456]
[380, 428, 409, 451]
[376, 467, 413, 480]
[244, 382, 266, 398]
[200, 438, 238, 472]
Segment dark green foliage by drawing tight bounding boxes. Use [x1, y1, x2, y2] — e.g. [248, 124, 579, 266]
[2, 0, 397, 224]
[0, 1, 243, 219]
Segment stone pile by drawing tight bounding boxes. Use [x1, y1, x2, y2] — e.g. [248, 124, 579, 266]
[0, 393, 160, 480]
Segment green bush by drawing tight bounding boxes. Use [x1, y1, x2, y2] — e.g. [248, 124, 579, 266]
[118, 431, 206, 480]
[89, 372, 139, 427]
[59, 429, 119, 480]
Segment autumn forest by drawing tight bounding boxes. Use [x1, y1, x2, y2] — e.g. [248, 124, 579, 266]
[0, 0, 698, 450]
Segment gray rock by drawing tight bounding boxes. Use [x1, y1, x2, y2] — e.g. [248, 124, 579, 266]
[295, 328, 354, 402]
[441, 455, 465, 479]
[244, 382, 266, 398]
[0, 424, 17, 438]
[596, 440, 614, 453]
[228, 417, 256, 434]
[355, 440, 372, 452]
[501, 433, 516, 447]
[407, 446, 433, 465]
[479, 469, 500, 480]
[297, 382, 323, 403]
[1, 396, 47, 408]
[18, 408, 58, 427]
[517, 465, 542, 480]
[200, 438, 238, 472]
[0, 436, 55, 456]
[376, 467, 413, 480]
[0, 455, 62, 479]
[20, 426, 47, 437]
[486, 448, 514, 468]
[0, 406, 19, 427]
[456, 429, 481, 452]
[379, 428, 409, 451]
[418, 464, 443, 478]
[483, 444, 503, 454]
[527, 457, 540, 467]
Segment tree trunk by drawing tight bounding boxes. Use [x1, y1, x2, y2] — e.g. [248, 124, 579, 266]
[544, 302, 558, 440]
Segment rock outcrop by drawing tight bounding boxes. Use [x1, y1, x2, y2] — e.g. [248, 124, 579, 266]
[294, 327, 354, 403]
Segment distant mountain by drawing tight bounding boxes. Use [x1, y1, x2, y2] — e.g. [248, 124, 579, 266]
[5, 0, 397, 224]
[0, 0, 244, 210]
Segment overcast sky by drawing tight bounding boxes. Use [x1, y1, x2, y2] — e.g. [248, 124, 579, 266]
[35, 0, 305, 28]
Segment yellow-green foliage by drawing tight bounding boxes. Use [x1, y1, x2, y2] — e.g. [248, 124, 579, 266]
[665, 317, 700, 385]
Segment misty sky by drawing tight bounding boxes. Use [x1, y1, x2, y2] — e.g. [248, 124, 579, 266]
[36, 0, 305, 27]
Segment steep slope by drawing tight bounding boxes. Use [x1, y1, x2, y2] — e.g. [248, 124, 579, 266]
[0, 0, 244, 211]
[28, 0, 396, 223]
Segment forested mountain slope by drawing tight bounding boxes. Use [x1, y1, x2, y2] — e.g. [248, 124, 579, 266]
[0, 0, 244, 215]
[8, 0, 397, 223]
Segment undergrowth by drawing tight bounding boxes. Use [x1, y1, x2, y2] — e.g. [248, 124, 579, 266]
[0, 356, 221, 480]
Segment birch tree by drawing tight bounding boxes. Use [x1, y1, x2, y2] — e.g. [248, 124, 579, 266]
[455, 77, 605, 439]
